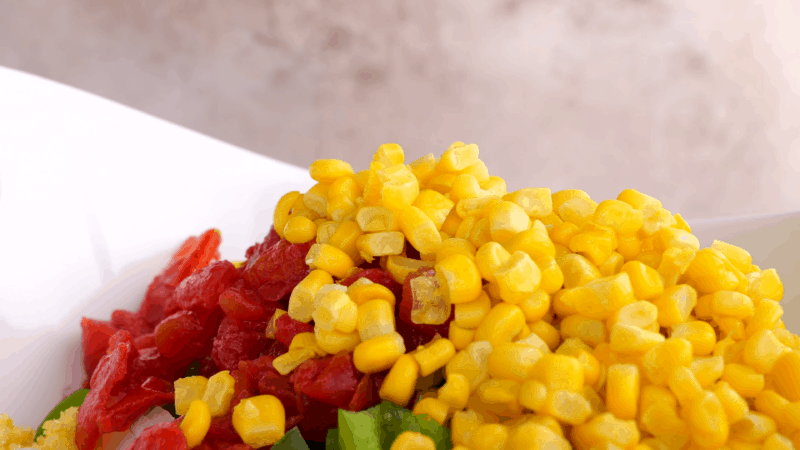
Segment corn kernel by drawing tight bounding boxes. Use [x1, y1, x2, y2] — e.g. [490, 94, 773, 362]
[475, 242, 511, 283]
[315, 326, 361, 354]
[529, 320, 560, 350]
[746, 299, 783, 336]
[558, 253, 602, 289]
[559, 196, 598, 227]
[754, 390, 791, 429]
[684, 391, 729, 448]
[454, 291, 492, 329]
[378, 164, 419, 210]
[477, 379, 521, 413]
[232, 395, 285, 448]
[607, 300, 659, 330]
[450, 174, 487, 202]
[519, 290, 551, 323]
[503, 188, 553, 218]
[610, 323, 666, 355]
[617, 233, 643, 261]
[486, 342, 542, 382]
[312, 289, 358, 333]
[456, 195, 503, 220]
[356, 231, 405, 261]
[550, 221, 581, 247]
[437, 373, 471, 410]
[642, 338, 693, 386]
[460, 160, 491, 183]
[487, 201, 530, 243]
[413, 189, 455, 230]
[651, 284, 697, 328]
[763, 434, 795, 450]
[273, 191, 302, 240]
[567, 272, 636, 320]
[635, 250, 662, 270]
[353, 331, 406, 373]
[713, 380, 750, 424]
[347, 281, 396, 307]
[711, 290, 755, 319]
[604, 363, 640, 420]
[772, 351, 800, 401]
[551, 189, 591, 213]
[746, 268, 784, 303]
[327, 176, 360, 221]
[399, 205, 443, 255]
[559, 314, 606, 347]
[356, 205, 399, 232]
[599, 251, 625, 277]
[306, 243, 355, 279]
[469, 217, 493, 248]
[436, 254, 483, 304]
[689, 356, 724, 388]
[449, 322, 476, 350]
[534, 354, 584, 392]
[480, 176, 507, 197]
[540, 390, 593, 425]
[670, 321, 716, 356]
[357, 299, 396, 341]
[390, 431, 436, 450]
[569, 223, 617, 267]
[309, 159, 354, 183]
[620, 261, 664, 300]
[175, 376, 209, 416]
[446, 341, 494, 392]
[473, 303, 526, 347]
[722, 363, 765, 398]
[428, 171, 458, 194]
[385, 255, 435, 285]
[409, 153, 438, 185]
[593, 199, 645, 234]
[743, 330, 787, 374]
[507, 422, 571, 450]
[303, 182, 330, 217]
[316, 220, 339, 244]
[380, 354, 420, 406]
[272, 348, 316, 376]
[202, 370, 236, 418]
[730, 413, 777, 443]
[265, 309, 287, 339]
[494, 251, 541, 304]
[710, 240, 752, 274]
[412, 397, 450, 425]
[180, 400, 211, 448]
[683, 248, 744, 295]
[283, 216, 318, 244]
[414, 338, 457, 377]
[472, 423, 510, 450]
[574, 412, 641, 449]
[503, 226, 556, 265]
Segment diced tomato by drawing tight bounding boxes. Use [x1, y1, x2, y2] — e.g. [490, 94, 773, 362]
[80, 318, 120, 379]
[274, 313, 314, 348]
[211, 317, 268, 372]
[219, 279, 277, 322]
[122, 420, 187, 450]
[301, 353, 360, 409]
[173, 260, 240, 313]
[241, 239, 313, 302]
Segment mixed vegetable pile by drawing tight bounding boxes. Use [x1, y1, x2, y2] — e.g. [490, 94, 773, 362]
[2, 141, 800, 450]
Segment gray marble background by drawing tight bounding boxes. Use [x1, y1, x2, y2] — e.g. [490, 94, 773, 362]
[3, 0, 800, 220]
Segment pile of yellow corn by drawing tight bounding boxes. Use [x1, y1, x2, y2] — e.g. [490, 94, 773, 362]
[247, 141, 799, 450]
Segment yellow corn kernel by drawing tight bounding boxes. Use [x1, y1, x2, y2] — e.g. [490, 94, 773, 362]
[390, 431, 436, 450]
[598, 251, 624, 277]
[616, 188, 662, 210]
[306, 243, 355, 279]
[272, 348, 316, 376]
[456, 195, 502, 221]
[475, 242, 511, 283]
[288, 269, 333, 323]
[302, 182, 330, 216]
[713, 380, 750, 424]
[730, 413, 777, 443]
[480, 176, 507, 197]
[607, 300, 659, 331]
[373, 143, 405, 166]
[711, 240, 752, 274]
[473, 303, 526, 347]
[354, 169, 370, 191]
[689, 356, 724, 389]
[232, 395, 285, 448]
[670, 321, 716, 356]
[468, 217, 492, 248]
[754, 390, 790, 429]
[449, 322, 476, 350]
[383, 256, 433, 286]
[541, 390, 593, 425]
[516, 331, 552, 356]
[428, 171, 458, 194]
[712, 290, 755, 319]
[559, 314, 606, 347]
[316, 220, 339, 245]
[314, 326, 361, 354]
[503, 228, 557, 270]
[616, 233, 642, 262]
[356, 205, 399, 232]
[684, 390, 730, 448]
[446, 341, 494, 392]
[289, 332, 326, 357]
[414, 338, 457, 377]
[746, 299, 783, 336]
[309, 159, 354, 183]
[507, 422, 571, 450]
[530, 320, 561, 350]
[642, 338, 693, 385]
[487, 201, 530, 243]
[460, 159, 490, 183]
[265, 309, 287, 339]
[519, 290, 551, 323]
[452, 409, 484, 446]
[763, 434, 795, 450]
[353, 331, 406, 373]
[716, 317, 746, 341]
[553, 243, 570, 259]
[620, 261, 664, 300]
[399, 205, 442, 255]
[312, 289, 357, 333]
[347, 281, 395, 307]
[558, 253, 602, 289]
[435, 373, 470, 411]
[356, 299, 395, 341]
[667, 366, 704, 407]
[568, 224, 617, 267]
[574, 412, 641, 449]
[657, 246, 698, 288]
[494, 251, 541, 304]
[283, 216, 318, 244]
[565, 272, 636, 320]
[327, 176, 360, 221]
[413, 189, 455, 230]
[650, 284, 697, 328]
[773, 329, 800, 350]
[477, 379, 521, 413]
[742, 330, 787, 374]
[435, 142, 479, 172]
[378, 164, 419, 210]
[654, 227, 700, 253]
[273, 191, 302, 239]
[518, 379, 548, 412]
[436, 238, 477, 265]
[356, 231, 405, 261]
[471, 423, 510, 450]
[175, 376, 209, 416]
[180, 399, 211, 449]
[551, 189, 590, 213]
[454, 292, 492, 329]
[635, 250, 662, 270]
[723, 363, 765, 398]
[593, 199, 645, 234]
[606, 364, 640, 420]
[549, 221, 581, 248]
[436, 254, 483, 304]
[202, 370, 236, 418]
[535, 353, 584, 392]
[746, 268, 784, 303]
[559, 196, 598, 227]
[683, 248, 744, 295]
[487, 342, 542, 382]
[380, 354, 419, 406]
[408, 153, 438, 184]
[641, 206, 678, 236]
[772, 351, 800, 401]
[610, 323, 666, 355]
[786, 402, 800, 430]
[412, 397, 450, 425]
[503, 188, 552, 218]
[639, 384, 677, 417]
[362, 163, 385, 205]
[450, 174, 486, 203]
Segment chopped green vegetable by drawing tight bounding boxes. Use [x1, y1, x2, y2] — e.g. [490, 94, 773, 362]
[272, 427, 311, 450]
[326, 428, 342, 450]
[35, 389, 90, 439]
[376, 401, 451, 450]
[337, 408, 382, 450]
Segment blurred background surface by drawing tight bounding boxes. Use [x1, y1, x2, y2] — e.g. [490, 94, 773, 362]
[2, 0, 799, 220]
